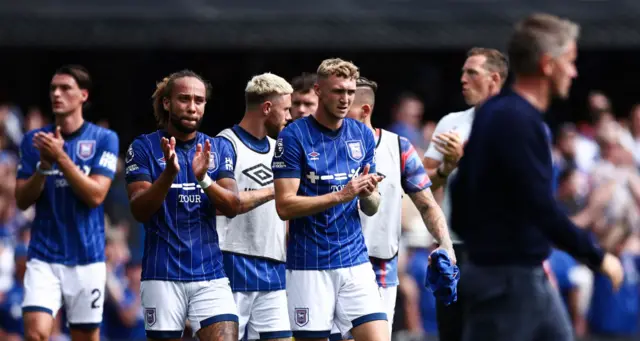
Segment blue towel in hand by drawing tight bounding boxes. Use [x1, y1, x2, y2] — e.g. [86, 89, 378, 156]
[425, 249, 460, 306]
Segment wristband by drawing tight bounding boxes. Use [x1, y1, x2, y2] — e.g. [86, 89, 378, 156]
[36, 161, 56, 176]
[437, 166, 449, 179]
[198, 174, 213, 189]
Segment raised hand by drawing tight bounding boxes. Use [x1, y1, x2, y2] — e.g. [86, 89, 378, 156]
[33, 126, 65, 163]
[161, 136, 180, 175]
[357, 164, 384, 198]
[192, 139, 212, 181]
[338, 164, 384, 202]
[434, 131, 464, 173]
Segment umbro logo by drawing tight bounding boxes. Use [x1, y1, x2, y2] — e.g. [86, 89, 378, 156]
[243, 164, 274, 186]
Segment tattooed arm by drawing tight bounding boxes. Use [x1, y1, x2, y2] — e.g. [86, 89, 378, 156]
[408, 188, 456, 263]
[359, 190, 381, 216]
[238, 187, 275, 214]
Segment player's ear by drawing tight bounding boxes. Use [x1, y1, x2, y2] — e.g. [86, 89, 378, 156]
[80, 89, 89, 102]
[163, 97, 170, 112]
[314, 83, 321, 97]
[540, 53, 554, 77]
[362, 104, 372, 119]
[261, 101, 272, 116]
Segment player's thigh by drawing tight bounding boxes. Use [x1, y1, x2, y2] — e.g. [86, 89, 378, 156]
[286, 269, 336, 340]
[22, 259, 62, 340]
[187, 278, 239, 339]
[141, 280, 189, 339]
[233, 291, 257, 340]
[61, 262, 106, 330]
[380, 286, 397, 335]
[247, 290, 292, 341]
[334, 263, 387, 341]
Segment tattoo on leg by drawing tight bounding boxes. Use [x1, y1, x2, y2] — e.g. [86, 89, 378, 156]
[210, 321, 238, 341]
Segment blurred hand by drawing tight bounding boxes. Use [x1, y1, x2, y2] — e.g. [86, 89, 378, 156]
[600, 252, 624, 291]
[433, 131, 463, 174]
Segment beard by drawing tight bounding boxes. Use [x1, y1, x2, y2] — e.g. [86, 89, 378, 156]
[265, 119, 286, 139]
[169, 111, 202, 134]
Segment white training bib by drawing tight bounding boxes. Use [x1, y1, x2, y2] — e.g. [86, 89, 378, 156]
[216, 128, 286, 262]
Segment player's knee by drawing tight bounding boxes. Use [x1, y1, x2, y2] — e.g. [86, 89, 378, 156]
[23, 312, 53, 341]
[24, 328, 49, 341]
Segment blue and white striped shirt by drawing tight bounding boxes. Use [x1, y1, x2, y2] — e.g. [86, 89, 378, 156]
[125, 130, 235, 281]
[272, 116, 377, 270]
[17, 122, 119, 265]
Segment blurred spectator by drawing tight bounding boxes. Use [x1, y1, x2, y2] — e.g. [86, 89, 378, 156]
[587, 236, 640, 340]
[574, 91, 613, 173]
[103, 258, 145, 341]
[0, 244, 27, 341]
[388, 93, 427, 155]
[0, 104, 24, 152]
[421, 121, 437, 150]
[628, 104, 640, 166]
[590, 121, 640, 251]
[548, 248, 589, 338]
[404, 226, 438, 341]
[23, 106, 48, 132]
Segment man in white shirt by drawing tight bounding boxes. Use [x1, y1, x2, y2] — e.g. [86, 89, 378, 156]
[422, 47, 508, 341]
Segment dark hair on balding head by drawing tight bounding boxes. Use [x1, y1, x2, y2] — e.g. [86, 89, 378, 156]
[467, 47, 509, 85]
[356, 77, 378, 92]
[55, 65, 92, 91]
[151, 70, 211, 129]
[291, 73, 317, 93]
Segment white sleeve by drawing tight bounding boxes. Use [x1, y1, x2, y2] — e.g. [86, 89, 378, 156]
[423, 115, 452, 161]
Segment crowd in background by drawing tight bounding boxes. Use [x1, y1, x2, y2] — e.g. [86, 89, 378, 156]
[0, 86, 639, 341]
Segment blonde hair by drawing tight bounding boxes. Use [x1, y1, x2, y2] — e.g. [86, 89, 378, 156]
[151, 70, 210, 128]
[245, 72, 293, 107]
[508, 13, 580, 76]
[317, 58, 360, 80]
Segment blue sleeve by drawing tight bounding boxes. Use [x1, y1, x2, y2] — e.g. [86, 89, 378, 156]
[215, 137, 236, 180]
[495, 110, 604, 270]
[16, 132, 38, 179]
[124, 138, 153, 184]
[91, 130, 120, 179]
[362, 126, 376, 174]
[399, 136, 432, 193]
[272, 127, 303, 179]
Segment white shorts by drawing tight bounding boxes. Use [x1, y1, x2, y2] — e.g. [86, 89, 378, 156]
[287, 262, 386, 339]
[22, 259, 106, 328]
[331, 285, 398, 340]
[234, 290, 292, 340]
[141, 278, 238, 339]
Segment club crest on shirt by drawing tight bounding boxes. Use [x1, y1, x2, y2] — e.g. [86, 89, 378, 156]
[208, 151, 219, 172]
[76, 140, 96, 161]
[145, 308, 156, 327]
[295, 308, 309, 327]
[275, 138, 284, 158]
[125, 145, 134, 163]
[346, 140, 365, 162]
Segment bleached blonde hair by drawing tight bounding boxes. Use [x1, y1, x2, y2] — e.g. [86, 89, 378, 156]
[317, 58, 360, 80]
[245, 72, 293, 107]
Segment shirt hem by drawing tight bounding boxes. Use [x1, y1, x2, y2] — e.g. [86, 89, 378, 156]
[141, 275, 227, 282]
[286, 258, 369, 271]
